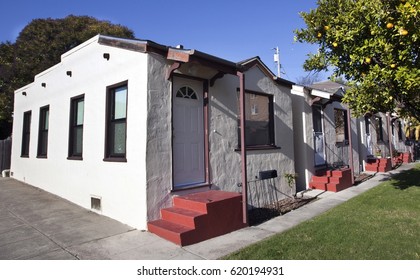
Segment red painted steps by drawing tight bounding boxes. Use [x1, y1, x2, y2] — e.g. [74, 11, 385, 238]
[365, 158, 392, 172]
[148, 190, 246, 246]
[309, 168, 353, 192]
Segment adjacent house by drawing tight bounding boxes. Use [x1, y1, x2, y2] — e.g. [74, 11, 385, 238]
[11, 35, 296, 245]
[291, 80, 414, 193]
[291, 81, 361, 192]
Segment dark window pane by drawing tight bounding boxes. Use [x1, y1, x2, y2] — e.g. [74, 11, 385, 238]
[38, 106, 49, 157]
[238, 92, 274, 147]
[21, 111, 31, 156]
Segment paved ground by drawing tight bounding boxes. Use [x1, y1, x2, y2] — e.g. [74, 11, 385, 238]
[0, 163, 416, 260]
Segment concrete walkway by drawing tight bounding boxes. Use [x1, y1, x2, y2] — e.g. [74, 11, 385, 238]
[0, 163, 416, 260]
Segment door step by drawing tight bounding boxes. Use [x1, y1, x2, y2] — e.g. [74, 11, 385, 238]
[309, 167, 353, 192]
[148, 190, 246, 246]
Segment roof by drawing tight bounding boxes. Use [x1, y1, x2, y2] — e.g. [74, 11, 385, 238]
[308, 80, 348, 95]
[16, 34, 295, 92]
[238, 56, 295, 88]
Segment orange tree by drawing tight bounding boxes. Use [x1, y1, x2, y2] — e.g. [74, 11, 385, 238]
[294, 0, 420, 121]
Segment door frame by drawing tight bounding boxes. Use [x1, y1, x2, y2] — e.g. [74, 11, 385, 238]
[171, 74, 210, 190]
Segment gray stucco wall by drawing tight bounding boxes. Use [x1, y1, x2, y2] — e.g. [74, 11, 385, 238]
[146, 54, 173, 221]
[209, 66, 296, 207]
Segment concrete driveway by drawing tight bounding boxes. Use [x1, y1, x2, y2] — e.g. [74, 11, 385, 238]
[0, 178, 200, 260]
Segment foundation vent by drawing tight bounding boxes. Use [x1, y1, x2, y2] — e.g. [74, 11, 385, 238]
[91, 196, 102, 211]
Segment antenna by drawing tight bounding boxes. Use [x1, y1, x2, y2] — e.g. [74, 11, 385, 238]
[273, 47, 281, 77]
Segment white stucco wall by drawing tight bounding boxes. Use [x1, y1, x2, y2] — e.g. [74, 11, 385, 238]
[291, 85, 363, 190]
[11, 36, 149, 229]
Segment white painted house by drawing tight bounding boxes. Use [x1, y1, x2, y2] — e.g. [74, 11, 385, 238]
[11, 35, 295, 244]
[291, 81, 361, 192]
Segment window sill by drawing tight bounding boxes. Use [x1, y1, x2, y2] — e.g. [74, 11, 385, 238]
[37, 155, 47, 159]
[67, 156, 83, 161]
[20, 155, 29, 158]
[103, 157, 127, 162]
[234, 145, 281, 152]
[171, 183, 212, 193]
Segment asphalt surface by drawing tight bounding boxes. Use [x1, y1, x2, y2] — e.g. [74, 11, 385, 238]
[0, 163, 416, 260]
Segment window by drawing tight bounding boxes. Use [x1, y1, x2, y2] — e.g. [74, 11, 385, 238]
[21, 111, 31, 157]
[334, 109, 349, 144]
[365, 116, 371, 134]
[176, 86, 197, 99]
[37, 105, 49, 158]
[312, 105, 323, 133]
[105, 83, 127, 161]
[68, 95, 84, 159]
[375, 116, 384, 142]
[238, 91, 274, 148]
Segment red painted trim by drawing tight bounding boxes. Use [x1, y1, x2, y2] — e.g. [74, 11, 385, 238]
[387, 113, 394, 168]
[346, 105, 355, 185]
[203, 80, 210, 185]
[237, 71, 248, 225]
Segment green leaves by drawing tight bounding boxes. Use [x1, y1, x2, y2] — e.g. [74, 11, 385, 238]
[295, 0, 420, 120]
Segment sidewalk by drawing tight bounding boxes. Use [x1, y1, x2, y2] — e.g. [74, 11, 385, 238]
[0, 163, 416, 260]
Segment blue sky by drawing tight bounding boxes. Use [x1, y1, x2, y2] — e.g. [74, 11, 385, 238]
[0, 0, 322, 82]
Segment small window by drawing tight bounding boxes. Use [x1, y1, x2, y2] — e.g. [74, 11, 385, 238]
[334, 109, 349, 144]
[237, 91, 275, 148]
[68, 95, 84, 159]
[251, 104, 259, 115]
[21, 111, 31, 157]
[176, 86, 197, 99]
[105, 83, 127, 161]
[37, 105, 49, 158]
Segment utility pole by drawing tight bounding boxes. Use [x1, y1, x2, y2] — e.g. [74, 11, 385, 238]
[273, 47, 281, 78]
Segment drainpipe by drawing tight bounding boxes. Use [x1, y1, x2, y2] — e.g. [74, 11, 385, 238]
[346, 105, 355, 185]
[387, 112, 394, 167]
[237, 71, 248, 225]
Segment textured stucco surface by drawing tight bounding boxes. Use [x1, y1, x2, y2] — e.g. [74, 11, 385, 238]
[209, 66, 296, 207]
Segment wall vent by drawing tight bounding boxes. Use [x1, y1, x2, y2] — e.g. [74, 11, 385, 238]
[91, 196, 102, 211]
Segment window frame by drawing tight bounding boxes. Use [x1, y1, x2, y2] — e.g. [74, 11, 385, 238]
[37, 105, 50, 158]
[104, 81, 128, 162]
[375, 116, 384, 143]
[236, 89, 277, 150]
[68, 94, 85, 160]
[21, 110, 32, 157]
[334, 108, 349, 145]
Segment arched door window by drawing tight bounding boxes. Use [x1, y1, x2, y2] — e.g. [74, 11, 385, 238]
[176, 86, 198, 100]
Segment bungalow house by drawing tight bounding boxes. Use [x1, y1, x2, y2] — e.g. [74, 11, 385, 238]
[11, 35, 296, 245]
[291, 81, 361, 192]
[361, 112, 413, 172]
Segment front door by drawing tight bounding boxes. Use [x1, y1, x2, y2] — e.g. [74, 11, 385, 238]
[173, 77, 205, 188]
[312, 105, 326, 166]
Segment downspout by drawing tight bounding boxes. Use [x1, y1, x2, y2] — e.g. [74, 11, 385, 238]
[346, 105, 355, 185]
[237, 71, 248, 225]
[387, 112, 394, 167]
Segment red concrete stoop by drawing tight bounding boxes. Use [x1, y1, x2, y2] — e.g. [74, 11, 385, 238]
[365, 158, 392, 172]
[147, 190, 246, 246]
[309, 168, 353, 192]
